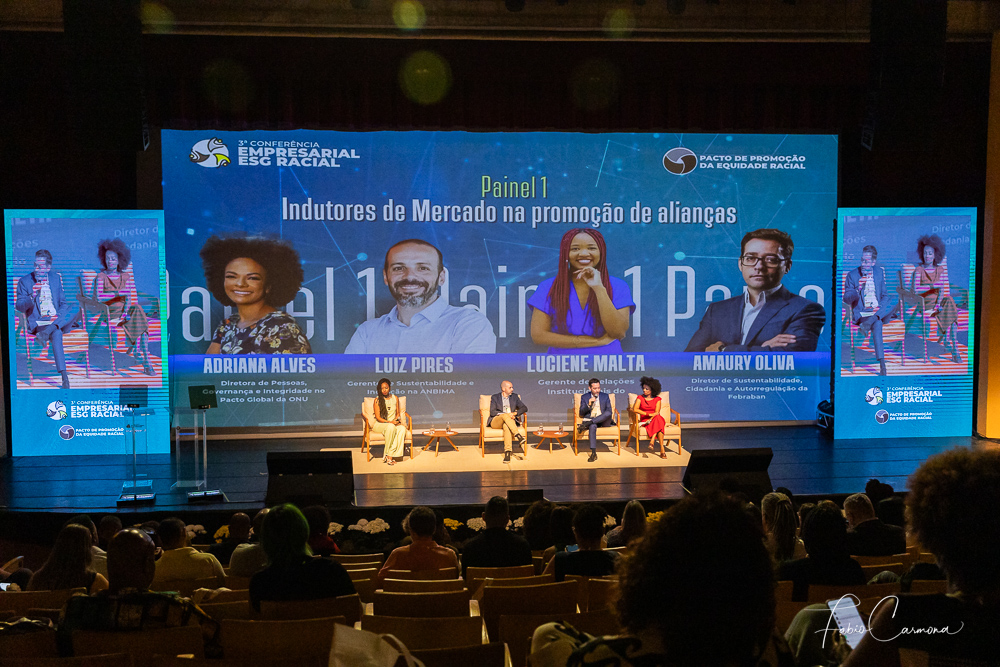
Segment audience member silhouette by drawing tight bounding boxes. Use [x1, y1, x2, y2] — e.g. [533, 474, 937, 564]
[28, 524, 108, 594]
[249, 504, 354, 612]
[531, 493, 793, 666]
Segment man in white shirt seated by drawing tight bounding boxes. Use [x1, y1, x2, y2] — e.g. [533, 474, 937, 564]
[152, 517, 225, 589]
[843, 245, 895, 376]
[15, 249, 75, 388]
[345, 239, 497, 354]
[228, 508, 269, 578]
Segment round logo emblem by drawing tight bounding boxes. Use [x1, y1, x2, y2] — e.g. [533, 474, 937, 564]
[875, 410, 889, 424]
[663, 147, 698, 175]
[59, 425, 75, 440]
[46, 400, 68, 420]
[864, 387, 884, 405]
[189, 138, 231, 168]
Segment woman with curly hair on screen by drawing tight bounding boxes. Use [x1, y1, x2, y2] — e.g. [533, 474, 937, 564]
[200, 236, 311, 354]
[912, 233, 962, 363]
[528, 228, 634, 354]
[95, 238, 154, 375]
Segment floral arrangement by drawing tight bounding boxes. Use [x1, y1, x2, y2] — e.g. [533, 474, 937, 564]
[443, 518, 463, 531]
[327, 522, 344, 536]
[185, 524, 206, 543]
[465, 517, 487, 532]
[513, 517, 524, 530]
[213, 525, 229, 543]
[603, 515, 617, 528]
[646, 511, 665, 523]
[348, 518, 390, 534]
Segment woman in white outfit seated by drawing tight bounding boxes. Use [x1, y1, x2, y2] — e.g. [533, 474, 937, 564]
[373, 377, 406, 465]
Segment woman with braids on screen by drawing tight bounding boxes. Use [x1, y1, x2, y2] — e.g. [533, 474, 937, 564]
[200, 236, 311, 354]
[95, 238, 154, 375]
[528, 228, 634, 354]
[911, 234, 962, 363]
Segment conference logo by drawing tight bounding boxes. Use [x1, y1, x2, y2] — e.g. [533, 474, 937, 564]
[189, 138, 231, 168]
[875, 410, 889, 425]
[864, 387, 883, 406]
[663, 147, 698, 175]
[46, 400, 68, 420]
[59, 425, 75, 440]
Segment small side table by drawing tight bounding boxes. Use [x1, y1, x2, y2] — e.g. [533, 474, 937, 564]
[534, 429, 569, 453]
[421, 430, 459, 457]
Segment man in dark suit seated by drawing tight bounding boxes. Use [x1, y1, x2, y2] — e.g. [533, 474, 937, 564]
[15, 249, 75, 388]
[685, 228, 826, 353]
[460, 496, 533, 578]
[489, 380, 528, 464]
[844, 492, 906, 557]
[577, 378, 615, 463]
[843, 245, 896, 376]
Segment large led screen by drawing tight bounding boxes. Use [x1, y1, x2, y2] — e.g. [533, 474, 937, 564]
[162, 131, 837, 429]
[834, 208, 975, 439]
[4, 210, 170, 455]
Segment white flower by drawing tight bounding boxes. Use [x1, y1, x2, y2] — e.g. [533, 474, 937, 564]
[348, 517, 389, 534]
[466, 517, 487, 531]
[363, 518, 390, 534]
[513, 517, 525, 529]
[185, 524, 206, 539]
[327, 522, 343, 535]
[603, 515, 617, 528]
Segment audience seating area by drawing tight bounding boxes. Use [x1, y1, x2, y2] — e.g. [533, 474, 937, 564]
[0, 482, 965, 667]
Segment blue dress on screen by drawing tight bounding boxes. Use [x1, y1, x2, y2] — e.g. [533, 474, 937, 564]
[527, 276, 634, 354]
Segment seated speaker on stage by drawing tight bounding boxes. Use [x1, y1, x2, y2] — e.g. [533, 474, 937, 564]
[576, 378, 617, 463]
[488, 380, 528, 463]
[843, 244, 895, 376]
[369, 377, 408, 466]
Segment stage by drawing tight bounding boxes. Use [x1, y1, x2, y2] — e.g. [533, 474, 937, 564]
[0, 425, 976, 515]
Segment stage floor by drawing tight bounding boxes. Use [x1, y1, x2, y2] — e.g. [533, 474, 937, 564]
[0, 425, 978, 514]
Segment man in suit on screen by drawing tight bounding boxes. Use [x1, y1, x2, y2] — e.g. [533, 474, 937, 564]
[489, 380, 528, 463]
[684, 228, 826, 353]
[15, 249, 75, 388]
[843, 245, 895, 376]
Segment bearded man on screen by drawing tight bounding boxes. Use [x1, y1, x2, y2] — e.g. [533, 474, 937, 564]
[684, 228, 826, 353]
[344, 239, 496, 354]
